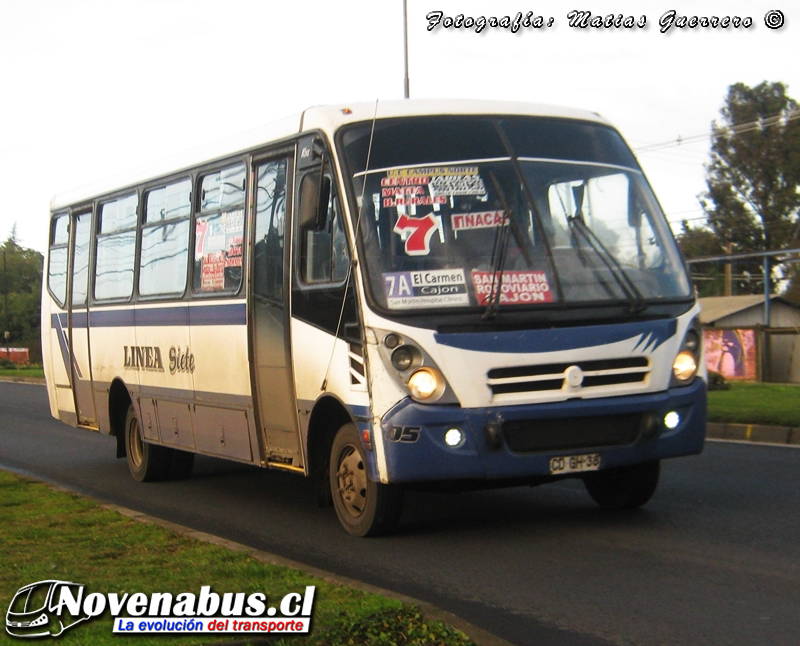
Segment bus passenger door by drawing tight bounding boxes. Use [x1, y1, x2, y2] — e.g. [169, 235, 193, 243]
[250, 156, 302, 467]
[69, 211, 97, 427]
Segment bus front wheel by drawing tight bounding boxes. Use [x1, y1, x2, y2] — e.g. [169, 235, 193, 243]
[330, 423, 403, 537]
[124, 404, 172, 482]
[583, 460, 660, 511]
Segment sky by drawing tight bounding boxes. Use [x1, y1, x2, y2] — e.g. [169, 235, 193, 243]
[0, 0, 797, 254]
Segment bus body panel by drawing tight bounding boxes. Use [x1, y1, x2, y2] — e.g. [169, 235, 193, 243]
[377, 380, 705, 483]
[42, 307, 76, 424]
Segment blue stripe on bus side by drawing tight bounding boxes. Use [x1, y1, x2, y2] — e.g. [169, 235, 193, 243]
[53, 303, 247, 329]
[188, 303, 247, 326]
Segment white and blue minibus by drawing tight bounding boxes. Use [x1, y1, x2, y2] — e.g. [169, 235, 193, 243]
[43, 100, 706, 536]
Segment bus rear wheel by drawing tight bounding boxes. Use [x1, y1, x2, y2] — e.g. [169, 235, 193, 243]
[583, 460, 660, 511]
[124, 404, 172, 482]
[330, 423, 403, 537]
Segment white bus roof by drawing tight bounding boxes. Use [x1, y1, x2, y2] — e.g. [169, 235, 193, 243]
[50, 99, 608, 212]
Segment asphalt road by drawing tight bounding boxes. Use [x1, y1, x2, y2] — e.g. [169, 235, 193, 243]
[2, 381, 800, 646]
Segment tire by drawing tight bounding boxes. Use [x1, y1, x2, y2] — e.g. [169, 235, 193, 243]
[124, 404, 172, 482]
[330, 423, 403, 537]
[583, 460, 660, 511]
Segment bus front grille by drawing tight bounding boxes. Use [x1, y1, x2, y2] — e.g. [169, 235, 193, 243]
[487, 357, 649, 396]
[502, 413, 643, 453]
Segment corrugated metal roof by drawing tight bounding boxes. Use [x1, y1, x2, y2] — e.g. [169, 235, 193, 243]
[698, 295, 799, 325]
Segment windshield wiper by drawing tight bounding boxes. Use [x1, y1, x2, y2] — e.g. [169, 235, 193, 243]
[567, 185, 647, 314]
[480, 123, 564, 320]
[481, 173, 534, 320]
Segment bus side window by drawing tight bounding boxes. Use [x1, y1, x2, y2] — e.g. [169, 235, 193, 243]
[299, 178, 349, 284]
[72, 212, 92, 306]
[48, 213, 70, 308]
[193, 164, 246, 294]
[140, 179, 191, 297]
[95, 194, 138, 301]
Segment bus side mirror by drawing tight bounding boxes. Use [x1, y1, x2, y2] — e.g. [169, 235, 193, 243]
[572, 184, 585, 220]
[299, 173, 331, 231]
[628, 185, 642, 228]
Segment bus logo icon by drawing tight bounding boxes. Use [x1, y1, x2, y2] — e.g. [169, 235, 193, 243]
[6, 580, 88, 638]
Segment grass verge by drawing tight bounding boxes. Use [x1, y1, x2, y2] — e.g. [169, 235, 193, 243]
[0, 368, 44, 379]
[707, 381, 800, 427]
[1, 470, 475, 646]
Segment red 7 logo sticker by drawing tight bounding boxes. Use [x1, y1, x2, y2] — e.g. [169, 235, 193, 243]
[393, 213, 437, 256]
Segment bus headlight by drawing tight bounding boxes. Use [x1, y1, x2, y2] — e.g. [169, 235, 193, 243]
[408, 367, 445, 402]
[672, 350, 698, 382]
[671, 325, 701, 386]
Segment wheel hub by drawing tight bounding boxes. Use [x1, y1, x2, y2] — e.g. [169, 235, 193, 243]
[336, 446, 367, 517]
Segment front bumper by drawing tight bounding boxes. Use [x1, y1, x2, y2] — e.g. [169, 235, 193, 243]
[377, 379, 706, 484]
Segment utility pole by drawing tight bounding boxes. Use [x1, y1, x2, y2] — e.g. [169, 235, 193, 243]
[403, 0, 410, 99]
[724, 241, 733, 296]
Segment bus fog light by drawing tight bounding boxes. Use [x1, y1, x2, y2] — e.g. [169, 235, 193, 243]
[664, 411, 681, 430]
[391, 346, 415, 371]
[672, 350, 697, 381]
[444, 427, 464, 447]
[408, 367, 445, 401]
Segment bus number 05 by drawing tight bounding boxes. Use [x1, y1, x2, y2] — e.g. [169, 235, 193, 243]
[387, 426, 421, 443]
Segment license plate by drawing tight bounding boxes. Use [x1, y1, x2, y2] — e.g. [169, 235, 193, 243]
[549, 453, 601, 475]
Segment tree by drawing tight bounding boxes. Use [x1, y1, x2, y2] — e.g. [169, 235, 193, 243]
[700, 81, 800, 296]
[675, 221, 725, 297]
[1, 230, 44, 361]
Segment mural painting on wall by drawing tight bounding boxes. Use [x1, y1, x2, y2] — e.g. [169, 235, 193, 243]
[703, 329, 757, 380]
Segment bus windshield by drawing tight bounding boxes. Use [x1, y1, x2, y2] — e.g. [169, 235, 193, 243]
[340, 116, 691, 316]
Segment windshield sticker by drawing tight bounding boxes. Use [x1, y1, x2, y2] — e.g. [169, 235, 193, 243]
[381, 176, 430, 187]
[393, 213, 442, 255]
[452, 210, 507, 232]
[429, 174, 487, 196]
[472, 270, 553, 305]
[387, 166, 478, 177]
[384, 269, 469, 309]
[382, 190, 446, 209]
[222, 209, 244, 233]
[201, 252, 226, 291]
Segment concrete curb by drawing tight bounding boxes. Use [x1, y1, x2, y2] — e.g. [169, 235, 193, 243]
[4, 468, 513, 646]
[706, 422, 800, 446]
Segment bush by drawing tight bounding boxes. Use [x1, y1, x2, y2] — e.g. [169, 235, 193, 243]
[708, 371, 730, 391]
[0, 358, 16, 370]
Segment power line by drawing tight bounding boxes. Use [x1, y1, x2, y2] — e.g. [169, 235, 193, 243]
[633, 109, 800, 154]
